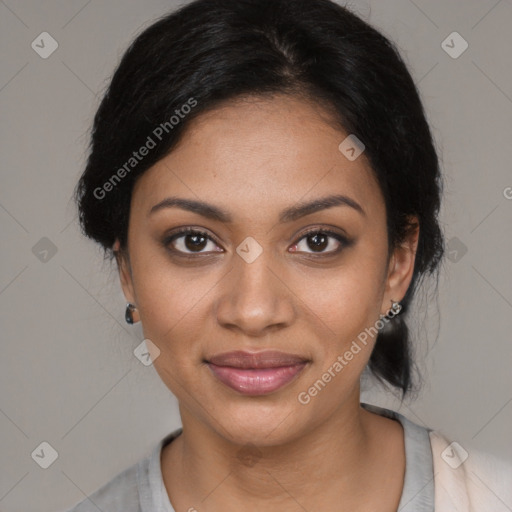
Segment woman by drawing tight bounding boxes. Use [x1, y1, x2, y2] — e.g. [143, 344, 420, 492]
[67, 0, 511, 510]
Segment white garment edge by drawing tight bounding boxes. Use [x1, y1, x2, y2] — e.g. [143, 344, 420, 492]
[430, 430, 512, 512]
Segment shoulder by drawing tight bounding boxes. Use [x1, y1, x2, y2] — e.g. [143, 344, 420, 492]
[62, 429, 181, 512]
[429, 430, 512, 512]
[63, 461, 141, 512]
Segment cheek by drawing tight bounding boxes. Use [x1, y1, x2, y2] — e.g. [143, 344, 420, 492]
[133, 263, 211, 399]
[294, 263, 386, 410]
[299, 253, 386, 344]
[130, 237, 207, 319]
[128, 248, 217, 366]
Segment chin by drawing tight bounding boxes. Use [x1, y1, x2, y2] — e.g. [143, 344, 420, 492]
[211, 398, 307, 447]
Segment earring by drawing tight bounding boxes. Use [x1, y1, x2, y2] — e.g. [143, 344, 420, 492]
[388, 299, 402, 316]
[380, 299, 402, 319]
[125, 303, 137, 324]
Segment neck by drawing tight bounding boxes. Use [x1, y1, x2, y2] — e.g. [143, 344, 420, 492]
[162, 393, 398, 511]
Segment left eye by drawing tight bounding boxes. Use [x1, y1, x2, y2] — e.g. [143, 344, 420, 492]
[290, 230, 347, 255]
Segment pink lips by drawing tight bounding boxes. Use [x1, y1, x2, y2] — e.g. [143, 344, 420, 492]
[206, 350, 308, 396]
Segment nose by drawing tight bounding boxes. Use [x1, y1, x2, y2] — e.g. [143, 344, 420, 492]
[214, 249, 296, 338]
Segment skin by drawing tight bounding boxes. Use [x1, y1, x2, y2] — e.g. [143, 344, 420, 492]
[115, 94, 419, 511]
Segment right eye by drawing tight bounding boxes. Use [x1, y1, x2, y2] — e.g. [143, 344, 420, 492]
[164, 228, 224, 255]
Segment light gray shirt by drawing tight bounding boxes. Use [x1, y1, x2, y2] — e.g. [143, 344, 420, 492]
[65, 402, 434, 511]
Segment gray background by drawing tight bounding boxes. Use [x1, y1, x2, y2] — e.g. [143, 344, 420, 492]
[1, 0, 511, 510]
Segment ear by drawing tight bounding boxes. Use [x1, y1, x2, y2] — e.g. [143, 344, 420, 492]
[113, 239, 139, 323]
[380, 217, 420, 316]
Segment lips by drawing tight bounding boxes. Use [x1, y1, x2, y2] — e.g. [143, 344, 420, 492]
[206, 350, 309, 395]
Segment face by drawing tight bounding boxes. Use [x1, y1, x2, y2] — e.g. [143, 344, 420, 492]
[116, 94, 418, 447]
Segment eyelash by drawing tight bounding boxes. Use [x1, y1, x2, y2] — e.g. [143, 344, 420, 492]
[162, 227, 351, 258]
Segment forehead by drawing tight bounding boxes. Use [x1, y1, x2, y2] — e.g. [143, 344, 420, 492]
[131, 94, 385, 224]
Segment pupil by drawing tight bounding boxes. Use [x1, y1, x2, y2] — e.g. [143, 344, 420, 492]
[309, 233, 327, 252]
[185, 233, 207, 251]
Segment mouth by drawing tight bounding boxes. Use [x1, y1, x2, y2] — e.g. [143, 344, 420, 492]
[205, 350, 310, 396]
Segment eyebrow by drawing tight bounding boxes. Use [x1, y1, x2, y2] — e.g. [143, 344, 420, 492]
[149, 194, 366, 223]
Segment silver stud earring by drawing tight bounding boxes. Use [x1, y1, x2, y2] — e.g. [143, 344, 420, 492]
[125, 303, 137, 324]
[380, 299, 402, 319]
[388, 299, 402, 316]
